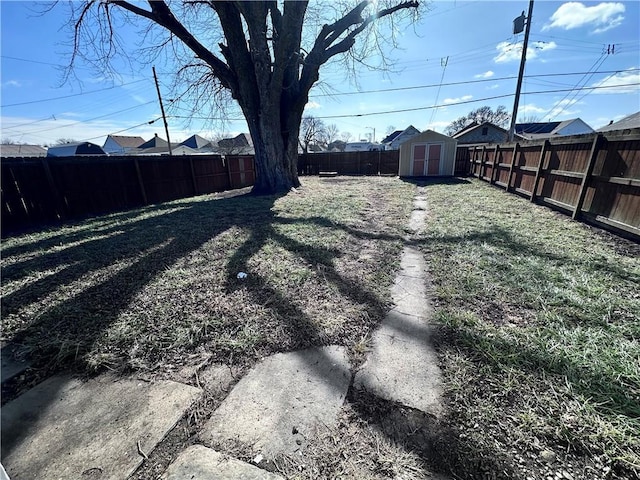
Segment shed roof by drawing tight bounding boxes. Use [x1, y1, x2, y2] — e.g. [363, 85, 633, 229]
[47, 142, 106, 157]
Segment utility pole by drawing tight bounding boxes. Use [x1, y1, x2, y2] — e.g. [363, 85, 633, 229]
[152, 66, 173, 156]
[507, 0, 534, 142]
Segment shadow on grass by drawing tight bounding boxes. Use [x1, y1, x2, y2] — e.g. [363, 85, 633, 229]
[0, 182, 404, 463]
[1, 191, 281, 459]
[348, 389, 516, 480]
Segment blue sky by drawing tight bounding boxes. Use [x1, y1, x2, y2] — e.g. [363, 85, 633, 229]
[1, 1, 639, 146]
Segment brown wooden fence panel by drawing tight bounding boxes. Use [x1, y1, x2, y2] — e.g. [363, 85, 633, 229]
[1, 159, 60, 231]
[462, 131, 640, 240]
[192, 155, 229, 193]
[298, 150, 399, 176]
[1, 154, 254, 235]
[137, 156, 195, 204]
[50, 157, 144, 218]
[226, 155, 255, 188]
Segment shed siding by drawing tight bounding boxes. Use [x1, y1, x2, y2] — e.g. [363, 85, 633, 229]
[398, 130, 457, 177]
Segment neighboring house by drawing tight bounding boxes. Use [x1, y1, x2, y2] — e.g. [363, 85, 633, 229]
[133, 144, 198, 156]
[0, 144, 47, 157]
[515, 118, 594, 140]
[597, 111, 640, 132]
[327, 140, 346, 152]
[180, 134, 215, 151]
[399, 130, 457, 177]
[344, 141, 384, 152]
[381, 125, 420, 150]
[138, 133, 169, 150]
[47, 142, 106, 157]
[102, 135, 145, 155]
[452, 121, 519, 144]
[217, 133, 254, 155]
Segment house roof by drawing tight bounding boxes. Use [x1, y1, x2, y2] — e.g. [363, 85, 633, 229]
[382, 130, 403, 143]
[597, 111, 640, 132]
[104, 135, 145, 149]
[515, 118, 593, 138]
[515, 121, 561, 135]
[452, 121, 523, 141]
[218, 133, 252, 148]
[139, 134, 168, 149]
[134, 144, 197, 155]
[180, 134, 212, 149]
[0, 144, 47, 157]
[381, 125, 420, 144]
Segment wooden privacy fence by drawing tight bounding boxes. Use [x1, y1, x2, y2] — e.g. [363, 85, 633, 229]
[1, 154, 255, 234]
[298, 150, 400, 175]
[462, 130, 640, 239]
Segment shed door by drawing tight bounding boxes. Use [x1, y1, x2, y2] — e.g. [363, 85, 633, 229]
[427, 143, 442, 176]
[412, 144, 426, 176]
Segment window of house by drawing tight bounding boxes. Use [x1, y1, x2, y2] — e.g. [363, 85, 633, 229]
[481, 127, 488, 136]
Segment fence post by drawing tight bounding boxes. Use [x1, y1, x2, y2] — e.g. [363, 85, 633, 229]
[490, 144, 500, 184]
[378, 151, 382, 175]
[530, 140, 549, 202]
[506, 143, 519, 192]
[40, 158, 66, 220]
[471, 147, 477, 177]
[573, 134, 603, 220]
[133, 158, 148, 205]
[480, 145, 488, 181]
[189, 157, 198, 195]
[225, 156, 234, 189]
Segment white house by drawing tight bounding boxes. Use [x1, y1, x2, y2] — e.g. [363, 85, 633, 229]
[515, 118, 594, 140]
[381, 125, 421, 150]
[102, 135, 145, 155]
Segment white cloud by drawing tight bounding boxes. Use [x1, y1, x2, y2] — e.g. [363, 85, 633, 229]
[305, 101, 321, 110]
[474, 70, 494, 79]
[494, 41, 557, 63]
[591, 69, 640, 94]
[487, 84, 500, 90]
[520, 104, 547, 114]
[443, 95, 473, 105]
[2, 80, 21, 88]
[543, 2, 625, 34]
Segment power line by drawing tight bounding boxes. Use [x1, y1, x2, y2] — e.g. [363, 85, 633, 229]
[9, 102, 155, 136]
[309, 68, 639, 98]
[311, 82, 639, 120]
[81, 117, 163, 142]
[0, 79, 148, 108]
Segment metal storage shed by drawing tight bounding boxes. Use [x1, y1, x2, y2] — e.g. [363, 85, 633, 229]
[398, 130, 457, 177]
[47, 142, 106, 157]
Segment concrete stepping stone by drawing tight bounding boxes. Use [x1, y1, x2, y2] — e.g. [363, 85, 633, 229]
[163, 445, 283, 480]
[354, 246, 444, 417]
[201, 346, 350, 461]
[1, 375, 201, 480]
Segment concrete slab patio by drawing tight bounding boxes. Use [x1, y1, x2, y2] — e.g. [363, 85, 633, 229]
[1, 375, 201, 480]
[201, 346, 351, 461]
